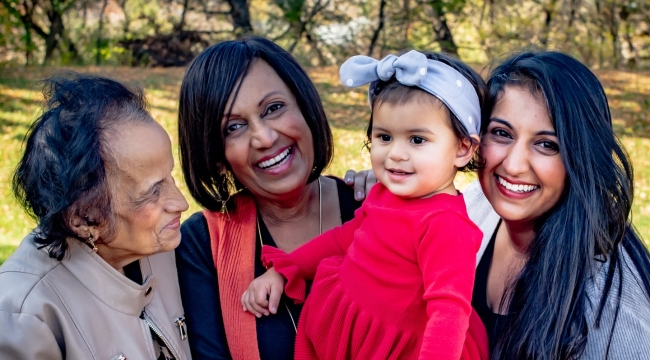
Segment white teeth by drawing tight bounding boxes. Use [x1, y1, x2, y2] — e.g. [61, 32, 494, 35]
[258, 147, 292, 169]
[497, 176, 538, 193]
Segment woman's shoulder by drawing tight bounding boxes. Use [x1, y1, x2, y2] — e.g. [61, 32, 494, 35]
[587, 245, 650, 313]
[177, 211, 212, 260]
[0, 235, 64, 313]
[461, 180, 499, 225]
[583, 246, 650, 357]
[181, 211, 208, 234]
[328, 175, 361, 222]
[461, 180, 501, 264]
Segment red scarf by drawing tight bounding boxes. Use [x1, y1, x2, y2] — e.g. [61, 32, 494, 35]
[203, 194, 260, 360]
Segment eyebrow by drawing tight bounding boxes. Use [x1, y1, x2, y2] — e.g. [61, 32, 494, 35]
[224, 90, 285, 119]
[407, 127, 434, 134]
[490, 117, 557, 137]
[135, 179, 164, 199]
[372, 126, 434, 134]
[258, 90, 284, 107]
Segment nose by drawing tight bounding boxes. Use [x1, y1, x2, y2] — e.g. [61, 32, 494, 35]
[167, 182, 189, 213]
[501, 139, 531, 176]
[250, 120, 278, 149]
[387, 141, 409, 162]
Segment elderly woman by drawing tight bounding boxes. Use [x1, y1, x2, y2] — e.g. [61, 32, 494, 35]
[0, 74, 192, 360]
[175, 36, 363, 360]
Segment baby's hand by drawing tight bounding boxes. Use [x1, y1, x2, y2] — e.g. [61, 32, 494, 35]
[241, 267, 285, 318]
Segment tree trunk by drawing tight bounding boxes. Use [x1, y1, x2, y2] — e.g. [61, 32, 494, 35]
[225, 0, 253, 35]
[97, 0, 108, 65]
[176, 0, 190, 31]
[568, 0, 581, 27]
[367, 0, 387, 56]
[619, 5, 636, 69]
[118, 0, 130, 33]
[607, 4, 621, 68]
[540, 0, 557, 48]
[0, 0, 35, 64]
[428, 1, 458, 56]
[402, 0, 411, 48]
[44, 9, 64, 64]
[287, 0, 329, 54]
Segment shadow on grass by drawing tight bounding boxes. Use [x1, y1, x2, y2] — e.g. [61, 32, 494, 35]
[595, 70, 650, 139]
[0, 66, 186, 93]
[0, 244, 17, 266]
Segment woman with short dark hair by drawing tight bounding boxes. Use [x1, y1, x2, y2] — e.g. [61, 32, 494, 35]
[0, 73, 192, 360]
[175, 36, 361, 360]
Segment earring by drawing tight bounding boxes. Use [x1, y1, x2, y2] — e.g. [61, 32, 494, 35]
[87, 234, 98, 253]
[220, 196, 229, 214]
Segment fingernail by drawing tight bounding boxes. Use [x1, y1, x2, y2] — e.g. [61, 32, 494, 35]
[345, 177, 352, 183]
[256, 314, 261, 318]
[271, 306, 277, 313]
[356, 191, 363, 199]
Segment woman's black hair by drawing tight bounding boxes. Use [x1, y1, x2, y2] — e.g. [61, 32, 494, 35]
[178, 36, 333, 211]
[12, 72, 152, 260]
[366, 51, 486, 172]
[483, 51, 650, 359]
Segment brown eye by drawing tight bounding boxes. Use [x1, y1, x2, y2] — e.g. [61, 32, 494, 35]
[538, 140, 559, 153]
[491, 128, 512, 138]
[225, 123, 245, 135]
[410, 136, 426, 145]
[263, 103, 283, 116]
[379, 134, 391, 142]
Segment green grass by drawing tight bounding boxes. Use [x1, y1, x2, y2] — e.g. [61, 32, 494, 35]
[0, 65, 648, 265]
[0, 245, 15, 266]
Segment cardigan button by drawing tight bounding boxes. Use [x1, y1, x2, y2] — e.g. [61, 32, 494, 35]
[145, 287, 152, 296]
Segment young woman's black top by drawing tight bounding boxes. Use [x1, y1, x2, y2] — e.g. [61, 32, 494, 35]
[472, 220, 508, 351]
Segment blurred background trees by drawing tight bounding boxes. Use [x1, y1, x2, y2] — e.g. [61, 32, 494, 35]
[0, 0, 648, 68]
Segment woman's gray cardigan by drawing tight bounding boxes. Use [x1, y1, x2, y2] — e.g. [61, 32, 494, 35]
[463, 180, 650, 358]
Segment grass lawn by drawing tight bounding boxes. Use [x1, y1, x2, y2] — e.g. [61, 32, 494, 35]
[0, 65, 648, 265]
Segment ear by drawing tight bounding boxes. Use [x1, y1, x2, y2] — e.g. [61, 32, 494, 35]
[67, 209, 100, 241]
[454, 134, 480, 168]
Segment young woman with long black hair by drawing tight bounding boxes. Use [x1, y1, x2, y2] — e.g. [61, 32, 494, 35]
[464, 51, 650, 359]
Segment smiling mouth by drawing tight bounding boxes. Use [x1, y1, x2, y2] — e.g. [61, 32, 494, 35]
[388, 169, 413, 175]
[164, 216, 181, 230]
[497, 175, 539, 193]
[257, 146, 293, 170]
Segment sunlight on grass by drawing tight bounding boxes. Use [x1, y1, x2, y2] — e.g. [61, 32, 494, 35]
[0, 65, 648, 264]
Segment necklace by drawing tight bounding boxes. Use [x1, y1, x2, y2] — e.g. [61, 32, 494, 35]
[256, 177, 322, 333]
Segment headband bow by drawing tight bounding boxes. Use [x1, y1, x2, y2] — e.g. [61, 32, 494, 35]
[339, 50, 481, 135]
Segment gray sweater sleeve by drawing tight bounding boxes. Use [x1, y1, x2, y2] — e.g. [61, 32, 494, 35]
[462, 180, 501, 266]
[581, 248, 650, 359]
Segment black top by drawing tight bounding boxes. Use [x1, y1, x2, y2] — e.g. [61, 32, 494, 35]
[176, 177, 361, 360]
[471, 219, 507, 351]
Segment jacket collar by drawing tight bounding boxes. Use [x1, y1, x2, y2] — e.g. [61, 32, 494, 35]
[61, 240, 155, 316]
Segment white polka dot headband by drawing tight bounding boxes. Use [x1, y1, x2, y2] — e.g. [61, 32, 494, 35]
[339, 50, 481, 135]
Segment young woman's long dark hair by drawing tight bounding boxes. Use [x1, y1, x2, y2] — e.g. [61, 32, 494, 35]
[482, 52, 650, 359]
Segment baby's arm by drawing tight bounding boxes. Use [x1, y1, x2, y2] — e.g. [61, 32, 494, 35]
[276, 206, 365, 279]
[243, 204, 367, 312]
[417, 213, 483, 360]
[241, 267, 285, 317]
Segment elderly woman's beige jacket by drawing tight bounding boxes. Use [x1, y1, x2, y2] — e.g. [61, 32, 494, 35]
[0, 235, 192, 360]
